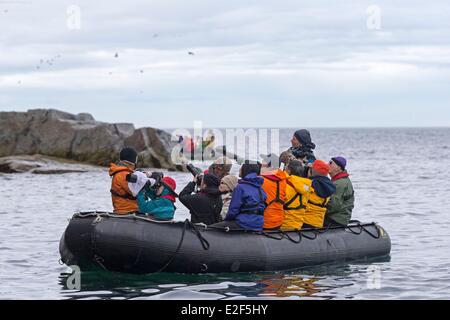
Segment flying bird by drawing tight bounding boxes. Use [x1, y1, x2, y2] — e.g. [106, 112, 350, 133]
[188, 51, 195, 55]
[114, 52, 119, 58]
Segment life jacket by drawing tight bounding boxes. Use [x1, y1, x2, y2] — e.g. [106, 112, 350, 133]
[284, 181, 306, 210]
[304, 190, 331, 228]
[281, 176, 311, 231]
[109, 163, 139, 214]
[261, 169, 287, 229]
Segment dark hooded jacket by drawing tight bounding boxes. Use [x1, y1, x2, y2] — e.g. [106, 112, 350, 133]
[311, 176, 336, 199]
[179, 182, 223, 225]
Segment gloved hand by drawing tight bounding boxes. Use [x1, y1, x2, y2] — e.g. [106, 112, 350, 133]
[149, 172, 164, 182]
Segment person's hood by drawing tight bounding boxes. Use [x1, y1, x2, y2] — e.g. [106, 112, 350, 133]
[160, 187, 176, 203]
[240, 172, 265, 187]
[332, 171, 350, 182]
[109, 162, 133, 176]
[311, 175, 336, 198]
[261, 169, 287, 182]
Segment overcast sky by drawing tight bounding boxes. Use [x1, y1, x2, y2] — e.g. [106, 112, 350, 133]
[1, 0, 450, 128]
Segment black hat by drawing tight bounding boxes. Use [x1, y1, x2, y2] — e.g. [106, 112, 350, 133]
[294, 129, 316, 150]
[203, 173, 221, 187]
[120, 147, 138, 164]
[241, 160, 262, 178]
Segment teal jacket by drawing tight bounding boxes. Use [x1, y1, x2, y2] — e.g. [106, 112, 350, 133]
[326, 172, 355, 226]
[137, 187, 175, 220]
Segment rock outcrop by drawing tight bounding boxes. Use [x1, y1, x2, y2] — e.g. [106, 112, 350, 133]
[0, 109, 181, 171]
[0, 155, 101, 174]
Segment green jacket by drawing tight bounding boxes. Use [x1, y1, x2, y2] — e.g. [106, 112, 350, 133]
[326, 173, 354, 226]
[137, 188, 175, 220]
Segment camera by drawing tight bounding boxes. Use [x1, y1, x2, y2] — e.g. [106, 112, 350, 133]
[186, 164, 203, 186]
[126, 170, 164, 191]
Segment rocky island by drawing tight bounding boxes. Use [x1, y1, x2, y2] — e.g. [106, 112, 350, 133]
[0, 109, 183, 173]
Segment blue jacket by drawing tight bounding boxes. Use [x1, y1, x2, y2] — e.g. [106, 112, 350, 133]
[225, 173, 267, 231]
[137, 187, 175, 220]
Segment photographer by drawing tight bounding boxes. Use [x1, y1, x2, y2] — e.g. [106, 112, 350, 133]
[134, 171, 178, 221]
[179, 172, 223, 225]
[109, 147, 140, 214]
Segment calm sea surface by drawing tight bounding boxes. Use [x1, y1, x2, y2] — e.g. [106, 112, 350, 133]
[1, 128, 450, 300]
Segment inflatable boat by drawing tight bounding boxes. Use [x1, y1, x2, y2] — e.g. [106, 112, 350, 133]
[59, 212, 391, 274]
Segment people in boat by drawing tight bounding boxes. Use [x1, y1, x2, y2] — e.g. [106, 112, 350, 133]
[282, 129, 317, 165]
[219, 175, 239, 221]
[208, 156, 233, 180]
[261, 166, 287, 230]
[325, 157, 355, 227]
[303, 160, 337, 229]
[281, 160, 312, 231]
[179, 173, 223, 225]
[211, 161, 267, 231]
[109, 147, 140, 214]
[137, 174, 178, 220]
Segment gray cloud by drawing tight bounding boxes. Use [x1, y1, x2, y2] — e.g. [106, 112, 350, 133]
[1, 0, 450, 127]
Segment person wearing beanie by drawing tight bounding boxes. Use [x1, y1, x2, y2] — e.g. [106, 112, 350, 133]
[208, 156, 233, 179]
[303, 160, 336, 228]
[109, 147, 140, 214]
[210, 161, 267, 231]
[179, 173, 223, 225]
[218, 175, 239, 220]
[325, 157, 355, 226]
[282, 129, 317, 165]
[137, 174, 178, 221]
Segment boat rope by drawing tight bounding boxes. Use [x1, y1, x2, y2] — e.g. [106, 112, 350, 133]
[283, 231, 302, 244]
[361, 223, 382, 239]
[189, 222, 210, 250]
[346, 222, 363, 235]
[301, 230, 318, 240]
[73, 211, 381, 250]
[316, 223, 332, 234]
[154, 219, 189, 273]
[261, 231, 284, 240]
[154, 219, 210, 273]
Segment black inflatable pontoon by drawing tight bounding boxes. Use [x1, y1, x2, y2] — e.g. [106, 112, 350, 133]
[59, 212, 391, 274]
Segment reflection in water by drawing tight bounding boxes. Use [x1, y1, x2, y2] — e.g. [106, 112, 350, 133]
[58, 259, 389, 300]
[258, 274, 327, 299]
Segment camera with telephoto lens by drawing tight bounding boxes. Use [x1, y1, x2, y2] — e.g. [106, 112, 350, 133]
[149, 172, 164, 190]
[186, 164, 203, 186]
[126, 170, 164, 191]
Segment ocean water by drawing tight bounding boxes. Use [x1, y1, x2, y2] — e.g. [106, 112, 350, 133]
[1, 128, 450, 300]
